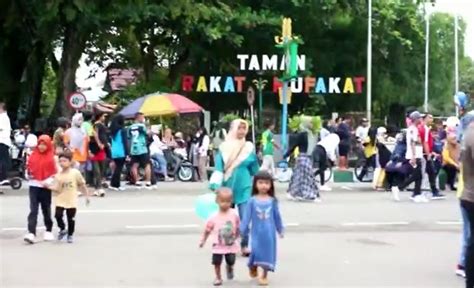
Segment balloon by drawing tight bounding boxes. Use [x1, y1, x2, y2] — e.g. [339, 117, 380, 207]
[454, 91, 468, 109]
[195, 193, 219, 220]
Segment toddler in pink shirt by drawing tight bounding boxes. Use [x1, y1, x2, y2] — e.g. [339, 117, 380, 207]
[199, 188, 240, 286]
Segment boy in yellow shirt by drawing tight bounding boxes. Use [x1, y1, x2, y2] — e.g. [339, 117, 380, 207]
[47, 152, 90, 243]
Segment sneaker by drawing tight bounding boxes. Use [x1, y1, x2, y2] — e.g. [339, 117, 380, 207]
[118, 187, 126, 191]
[57, 230, 67, 241]
[420, 194, 430, 203]
[319, 185, 332, 191]
[411, 195, 423, 203]
[456, 265, 466, 278]
[165, 177, 174, 182]
[313, 197, 322, 203]
[286, 193, 296, 201]
[43, 231, 54, 241]
[23, 233, 35, 244]
[432, 193, 446, 200]
[109, 187, 119, 192]
[67, 235, 74, 243]
[391, 187, 400, 202]
[93, 189, 106, 197]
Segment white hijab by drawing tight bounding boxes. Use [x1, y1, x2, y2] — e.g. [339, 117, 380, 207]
[219, 119, 254, 180]
[67, 113, 86, 150]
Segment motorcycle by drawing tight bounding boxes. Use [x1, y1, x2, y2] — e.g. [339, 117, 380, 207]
[150, 151, 195, 182]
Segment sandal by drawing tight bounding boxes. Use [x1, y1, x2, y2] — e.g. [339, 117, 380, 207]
[249, 266, 258, 279]
[258, 277, 269, 286]
[213, 279, 223, 286]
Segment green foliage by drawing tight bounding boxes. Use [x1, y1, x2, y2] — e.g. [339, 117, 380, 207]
[1, 0, 472, 126]
[221, 113, 241, 124]
[41, 62, 57, 116]
[288, 115, 321, 133]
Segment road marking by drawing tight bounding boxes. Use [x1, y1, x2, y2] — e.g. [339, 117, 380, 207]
[341, 221, 410, 226]
[80, 209, 194, 214]
[2, 226, 44, 231]
[285, 223, 300, 227]
[436, 221, 462, 225]
[341, 186, 353, 191]
[125, 224, 199, 229]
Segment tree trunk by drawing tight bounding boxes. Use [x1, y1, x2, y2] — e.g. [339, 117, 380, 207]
[50, 24, 88, 119]
[23, 42, 47, 127]
[0, 34, 28, 125]
[168, 48, 190, 88]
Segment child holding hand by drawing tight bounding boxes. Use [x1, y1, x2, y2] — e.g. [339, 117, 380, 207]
[200, 188, 240, 286]
[47, 152, 90, 243]
[240, 171, 284, 286]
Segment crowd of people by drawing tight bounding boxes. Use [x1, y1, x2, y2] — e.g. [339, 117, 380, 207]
[2, 98, 474, 286]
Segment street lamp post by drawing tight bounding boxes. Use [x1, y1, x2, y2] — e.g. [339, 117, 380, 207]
[252, 78, 268, 129]
[424, 2, 431, 113]
[275, 18, 301, 151]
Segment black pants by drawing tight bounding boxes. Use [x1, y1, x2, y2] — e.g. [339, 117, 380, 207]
[27, 186, 53, 235]
[399, 159, 422, 196]
[443, 164, 458, 190]
[314, 145, 328, 185]
[55, 206, 77, 236]
[386, 171, 403, 189]
[424, 156, 439, 193]
[461, 200, 474, 287]
[358, 155, 376, 181]
[212, 253, 236, 266]
[0, 143, 10, 181]
[110, 158, 126, 188]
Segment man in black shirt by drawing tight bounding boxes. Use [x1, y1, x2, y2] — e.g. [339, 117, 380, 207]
[336, 117, 352, 170]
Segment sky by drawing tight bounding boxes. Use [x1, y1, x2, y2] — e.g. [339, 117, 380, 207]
[431, 0, 474, 58]
[75, 0, 474, 101]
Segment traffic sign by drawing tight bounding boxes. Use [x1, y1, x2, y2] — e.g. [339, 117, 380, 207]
[247, 87, 255, 106]
[67, 92, 86, 110]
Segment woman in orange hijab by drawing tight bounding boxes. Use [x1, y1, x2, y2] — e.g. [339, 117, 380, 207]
[24, 135, 57, 244]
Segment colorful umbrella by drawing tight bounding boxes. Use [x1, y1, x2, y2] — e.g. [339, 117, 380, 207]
[119, 92, 203, 118]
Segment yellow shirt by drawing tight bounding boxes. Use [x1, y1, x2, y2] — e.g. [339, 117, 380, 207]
[363, 137, 377, 158]
[53, 168, 85, 208]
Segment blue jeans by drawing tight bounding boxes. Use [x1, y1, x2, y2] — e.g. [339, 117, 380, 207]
[460, 202, 471, 267]
[237, 202, 249, 248]
[152, 154, 167, 176]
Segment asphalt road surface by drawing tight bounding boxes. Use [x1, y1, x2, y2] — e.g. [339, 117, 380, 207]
[0, 182, 466, 287]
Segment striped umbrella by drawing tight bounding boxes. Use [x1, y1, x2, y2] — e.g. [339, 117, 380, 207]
[119, 92, 203, 118]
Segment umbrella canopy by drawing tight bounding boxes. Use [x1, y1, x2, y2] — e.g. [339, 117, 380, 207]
[119, 92, 203, 118]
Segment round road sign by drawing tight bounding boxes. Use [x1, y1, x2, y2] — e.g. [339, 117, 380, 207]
[67, 92, 87, 110]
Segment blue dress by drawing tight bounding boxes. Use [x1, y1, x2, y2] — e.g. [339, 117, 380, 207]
[240, 197, 284, 271]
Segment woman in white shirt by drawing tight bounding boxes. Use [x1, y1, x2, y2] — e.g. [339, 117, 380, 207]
[149, 127, 173, 181]
[195, 127, 210, 182]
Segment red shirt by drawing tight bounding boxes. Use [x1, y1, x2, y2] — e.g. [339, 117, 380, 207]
[417, 124, 433, 154]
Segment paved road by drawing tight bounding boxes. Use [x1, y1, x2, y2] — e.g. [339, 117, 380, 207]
[0, 183, 466, 287]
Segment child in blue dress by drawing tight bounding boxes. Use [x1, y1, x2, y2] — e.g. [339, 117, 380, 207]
[240, 171, 284, 286]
